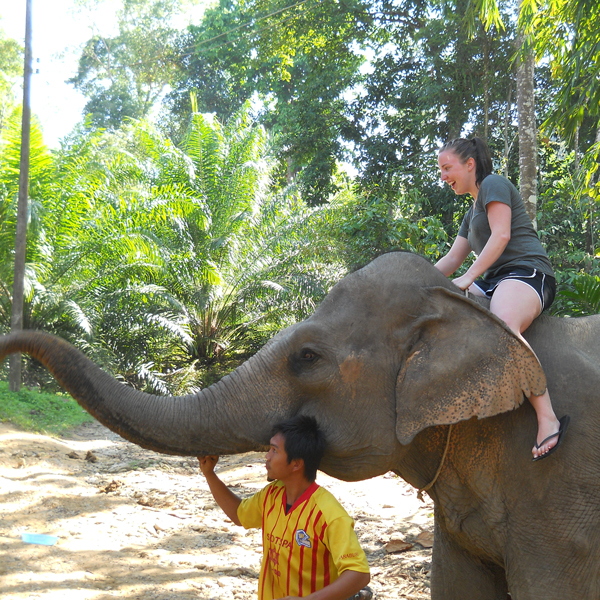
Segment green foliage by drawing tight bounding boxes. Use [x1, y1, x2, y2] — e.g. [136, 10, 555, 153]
[69, 0, 184, 129]
[537, 140, 584, 266]
[556, 273, 600, 317]
[536, 137, 600, 315]
[329, 186, 448, 271]
[1, 101, 345, 393]
[2, 0, 599, 398]
[0, 381, 94, 435]
[538, 138, 599, 260]
[153, 104, 344, 386]
[167, 0, 369, 204]
[531, 0, 600, 137]
[0, 107, 54, 337]
[166, 1, 258, 125]
[0, 30, 22, 134]
[350, 0, 516, 223]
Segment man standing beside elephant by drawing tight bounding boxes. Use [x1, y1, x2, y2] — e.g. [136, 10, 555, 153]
[198, 415, 371, 600]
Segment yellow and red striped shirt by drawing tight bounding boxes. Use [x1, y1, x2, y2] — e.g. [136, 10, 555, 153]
[237, 480, 369, 600]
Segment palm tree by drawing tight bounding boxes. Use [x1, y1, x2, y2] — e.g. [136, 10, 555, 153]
[150, 104, 337, 388]
[1, 104, 341, 393]
[0, 107, 53, 336]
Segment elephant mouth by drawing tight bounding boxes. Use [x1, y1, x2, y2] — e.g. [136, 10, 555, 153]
[320, 445, 393, 481]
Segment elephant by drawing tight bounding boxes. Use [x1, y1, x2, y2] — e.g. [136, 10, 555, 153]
[1, 251, 600, 599]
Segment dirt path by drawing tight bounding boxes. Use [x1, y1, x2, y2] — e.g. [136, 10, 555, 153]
[0, 421, 433, 599]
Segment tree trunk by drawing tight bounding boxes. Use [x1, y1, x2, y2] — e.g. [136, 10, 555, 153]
[502, 83, 513, 178]
[516, 29, 538, 227]
[481, 24, 492, 141]
[9, 0, 33, 392]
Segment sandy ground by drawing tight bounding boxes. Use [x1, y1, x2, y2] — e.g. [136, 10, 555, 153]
[0, 420, 434, 599]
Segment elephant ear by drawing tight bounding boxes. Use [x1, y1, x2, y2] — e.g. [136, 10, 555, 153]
[395, 286, 547, 445]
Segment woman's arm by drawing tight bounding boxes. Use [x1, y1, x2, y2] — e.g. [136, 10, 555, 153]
[451, 201, 511, 290]
[435, 235, 472, 277]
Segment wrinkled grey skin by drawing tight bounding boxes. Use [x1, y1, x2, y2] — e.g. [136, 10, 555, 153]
[1, 252, 599, 599]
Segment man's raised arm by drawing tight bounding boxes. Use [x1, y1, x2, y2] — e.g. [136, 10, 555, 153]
[197, 456, 242, 526]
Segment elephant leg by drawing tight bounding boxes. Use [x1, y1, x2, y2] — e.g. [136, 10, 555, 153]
[430, 520, 508, 600]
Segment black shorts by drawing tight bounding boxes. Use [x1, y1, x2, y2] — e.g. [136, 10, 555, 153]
[472, 267, 557, 312]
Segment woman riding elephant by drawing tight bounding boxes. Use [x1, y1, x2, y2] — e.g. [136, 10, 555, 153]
[434, 136, 569, 460]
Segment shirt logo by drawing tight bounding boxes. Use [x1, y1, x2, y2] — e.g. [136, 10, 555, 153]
[268, 547, 280, 567]
[295, 529, 312, 548]
[267, 548, 281, 578]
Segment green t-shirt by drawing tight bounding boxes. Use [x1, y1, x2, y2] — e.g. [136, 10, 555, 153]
[458, 174, 554, 280]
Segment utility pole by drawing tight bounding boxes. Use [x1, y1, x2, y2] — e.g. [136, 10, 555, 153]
[9, 0, 33, 392]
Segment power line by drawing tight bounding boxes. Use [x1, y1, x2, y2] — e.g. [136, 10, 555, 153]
[180, 7, 315, 58]
[72, 0, 394, 78]
[80, 0, 324, 73]
[179, 0, 313, 55]
[180, 1, 400, 58]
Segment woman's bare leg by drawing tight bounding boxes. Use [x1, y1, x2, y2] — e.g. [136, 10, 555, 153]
[489, 280, 560, 459]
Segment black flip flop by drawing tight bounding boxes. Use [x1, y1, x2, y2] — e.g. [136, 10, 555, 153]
[532, 414, 570, 462]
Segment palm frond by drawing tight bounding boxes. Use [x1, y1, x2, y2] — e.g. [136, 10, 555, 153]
[558, 273, 600, 316]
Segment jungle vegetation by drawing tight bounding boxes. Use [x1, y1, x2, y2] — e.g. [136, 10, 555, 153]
[0, 0, 598, 393]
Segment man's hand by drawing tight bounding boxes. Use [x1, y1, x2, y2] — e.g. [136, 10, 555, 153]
[198, 455, 219, 477]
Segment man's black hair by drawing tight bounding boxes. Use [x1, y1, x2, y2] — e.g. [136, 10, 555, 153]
[271, 415, 326, 482]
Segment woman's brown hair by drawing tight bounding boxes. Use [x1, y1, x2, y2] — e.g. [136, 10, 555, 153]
[440, 137, 493, 188]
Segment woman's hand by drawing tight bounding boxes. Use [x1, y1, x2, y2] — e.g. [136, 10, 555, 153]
[451, 273, 474, 290]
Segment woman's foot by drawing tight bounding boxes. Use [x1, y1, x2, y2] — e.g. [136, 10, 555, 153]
[532, 415, 561, 459]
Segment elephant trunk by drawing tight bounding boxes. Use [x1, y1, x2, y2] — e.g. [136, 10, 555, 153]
[0, 331, 289, 456]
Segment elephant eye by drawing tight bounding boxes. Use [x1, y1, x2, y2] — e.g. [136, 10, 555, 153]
[300, 349, 318, 361]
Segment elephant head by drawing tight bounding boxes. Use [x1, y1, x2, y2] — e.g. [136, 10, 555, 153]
[0, 252, 546, 481]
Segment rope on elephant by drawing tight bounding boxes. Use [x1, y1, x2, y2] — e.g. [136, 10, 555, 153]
[417, 424, 454, 502]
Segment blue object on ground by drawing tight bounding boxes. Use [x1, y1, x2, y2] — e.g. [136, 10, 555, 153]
[21, 533, 58, 546]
